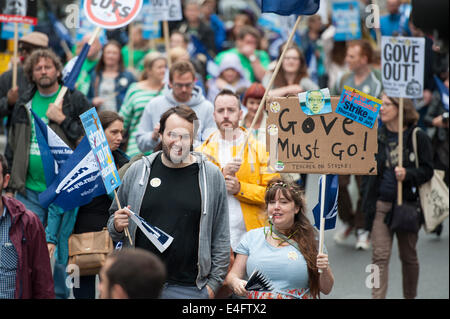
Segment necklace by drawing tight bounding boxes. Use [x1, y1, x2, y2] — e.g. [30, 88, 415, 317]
[264, 223, 298, 247]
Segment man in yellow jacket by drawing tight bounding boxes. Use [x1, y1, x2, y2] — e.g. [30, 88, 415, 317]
[197, 89, 279, 252]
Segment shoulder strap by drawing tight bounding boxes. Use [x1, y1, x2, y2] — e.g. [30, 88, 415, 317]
[412, 127, 420, 169]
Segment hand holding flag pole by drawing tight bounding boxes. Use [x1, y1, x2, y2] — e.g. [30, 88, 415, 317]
[114, 190, 133, 246]
[54, 26, 102, 107]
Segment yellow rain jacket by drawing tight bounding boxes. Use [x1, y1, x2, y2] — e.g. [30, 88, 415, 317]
[197, 128, 280, 231]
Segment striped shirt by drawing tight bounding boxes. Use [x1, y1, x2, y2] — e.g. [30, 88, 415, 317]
[119, 82, 163, 158]
[0, 206, 18, 299]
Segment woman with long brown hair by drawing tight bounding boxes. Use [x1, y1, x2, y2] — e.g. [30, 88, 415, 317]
[362, 94, 433, 299]
[226, 177, 334, 299]
[87, 40, 136, 112]
[263, 44, 319, 97]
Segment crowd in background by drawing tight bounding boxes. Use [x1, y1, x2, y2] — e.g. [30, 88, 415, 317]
[0, 0, 448, 300]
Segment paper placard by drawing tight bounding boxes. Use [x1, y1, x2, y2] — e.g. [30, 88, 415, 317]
[266, 96, 378, 175]
[0, 0, 37, 25]
[80, 108, 121, 194]
[381, 36, 425, 98]
[144, 0, 182, 22]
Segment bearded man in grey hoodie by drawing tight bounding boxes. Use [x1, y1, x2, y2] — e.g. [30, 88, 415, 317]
[136, 61, 217, 153]
[109, 105, 230, 299]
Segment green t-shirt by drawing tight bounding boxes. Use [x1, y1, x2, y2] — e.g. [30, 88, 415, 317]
[75, 58, 98, 95]
[26, 86, 61, 193]
[121, 46, 152, 72]
[215, 48, 270, 83]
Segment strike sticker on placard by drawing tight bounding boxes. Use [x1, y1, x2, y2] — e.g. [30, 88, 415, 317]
[84, 0, 143, 29]
[298, 88, 332, 116]
[381, 36, 425, 99]
[336, 86, 382, 128]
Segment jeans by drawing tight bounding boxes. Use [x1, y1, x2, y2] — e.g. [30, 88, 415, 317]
[160, 284, 209, 299]
[16, 188, 48, 226]
[371, 200, 419, 299]
[73, 275, 97, 299]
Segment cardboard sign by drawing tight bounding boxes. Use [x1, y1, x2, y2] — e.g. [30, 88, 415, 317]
[145, 0, 182, 22]
[266, 96, 378, 175]
[336, 86, 382, 128]
[0, 0, 37, 25]
[332, 1, 361, 41]
[84, 0, 143, 29]
[80, 108, 121, 194]
[381, 36, 425, 98]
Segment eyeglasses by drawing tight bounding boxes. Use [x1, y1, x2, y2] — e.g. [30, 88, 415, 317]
[172, 82, 194, 89]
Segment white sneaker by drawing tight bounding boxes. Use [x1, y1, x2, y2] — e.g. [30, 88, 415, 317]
[333, 224, 354, 244]
[355, 230, 370, 250]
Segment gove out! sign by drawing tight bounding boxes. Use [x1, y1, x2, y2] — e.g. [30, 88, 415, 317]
[84, 0, 143, 29]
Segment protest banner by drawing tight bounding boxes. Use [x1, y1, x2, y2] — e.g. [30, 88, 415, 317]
[80, 108, 132, 244]
[266, 96, 378, 175]
[0, 0, 37, 24]
[336, 86, 382, 129]
[381, 36, 425, 99]
[1, 21, 33, 39]
[381, 36, 425, 204]
[332, 1, 361, 42]
[55, 0, 142, 106]
[143, 0, 182, 67]
[1, 0, 37, 88]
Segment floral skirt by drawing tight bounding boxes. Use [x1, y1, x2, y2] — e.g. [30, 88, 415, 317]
[246, 288, 311, 299]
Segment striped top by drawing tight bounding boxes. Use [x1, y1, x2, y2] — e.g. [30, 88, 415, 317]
[119, 82, 163, 158]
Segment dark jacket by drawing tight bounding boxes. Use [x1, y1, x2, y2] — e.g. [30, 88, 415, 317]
[5, 85, 91, 194]
[362, 125, 434, 231]
[0, 66, 33, 119]
[87, 70, 136, 111]
[3, 196, 55, 299]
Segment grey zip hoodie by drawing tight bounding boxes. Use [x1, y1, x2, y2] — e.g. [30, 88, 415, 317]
[135, 85, 217, 153]
[107, 151, 230, 293]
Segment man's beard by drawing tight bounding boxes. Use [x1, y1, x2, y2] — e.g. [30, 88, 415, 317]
[37, 76, 57, 89]
[162, 141, 191, 165]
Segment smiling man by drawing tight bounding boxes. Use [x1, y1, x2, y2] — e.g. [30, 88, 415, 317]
[109, 105, 230, 299]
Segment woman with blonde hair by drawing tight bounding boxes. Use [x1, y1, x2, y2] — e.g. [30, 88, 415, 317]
[119, 51, 167, 157]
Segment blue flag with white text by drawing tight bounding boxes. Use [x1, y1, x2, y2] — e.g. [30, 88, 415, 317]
[312, 175, 339, 230]
[261, 0, 320, 16]
[31, 110, 73, 186]
[38, 136, 106, 211]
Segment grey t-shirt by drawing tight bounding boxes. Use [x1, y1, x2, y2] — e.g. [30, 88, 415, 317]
[98, 77, 117, 112]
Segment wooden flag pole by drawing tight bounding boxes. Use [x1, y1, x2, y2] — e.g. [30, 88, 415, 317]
[237, 15, 302, 159]
[54, 26, 102, 107]
[163, 20, 172, 68]
[397, 97, 404, 205]
[114, 189, 133, 246]
[128, 23, 135, 70]
[12, 22, 19, 89]
[318, 174, 327, 274]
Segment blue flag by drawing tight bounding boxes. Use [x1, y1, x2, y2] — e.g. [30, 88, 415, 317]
[434, 75, 449, 112]
[38, 137, 106, 211]
[31, 110, 73, 186]
[261, 0, 320, 16]
[63, 43, 90, 90]
[312, 175, 339, 230]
